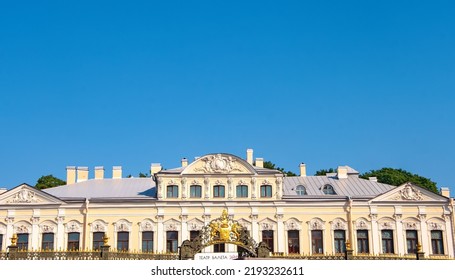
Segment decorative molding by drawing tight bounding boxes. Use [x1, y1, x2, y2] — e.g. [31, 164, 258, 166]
[417, 214, 427, 221]
[214, 180, 224, 185]
[262, 179, 271, 185]
[275, 214, 284, 220]
[15, 225, 29, 233]
[194, 154, 243, 173]
[139, 220, 154, 232]
[369, 214, 378, 221]
[40, 224, 55, 233]
[6, 189, 41, 203]
[331, 219, 347, 230]
[249, 214, 258, 221]
[378, 219, 396, 230]
[30, 217, 40, 224]
[191, 180, 200, 185]
[355, 219, 370, 230]
[90, 220, 108, 232]
[393, 214, 402, 220]
[285, 218, 301, 230]
[180, 215, 188, 222]
[5, 217, 14, 224]
[115, 220, 132, 232]
[428, 222, 444, 231]
[308, 219, 325, 230]
[66, 221, 81, 233]
[164, 219, 181, 231]
[187, 218, 204, 231]
[55, 216, 65, 223]
[155, 215, 164, 222]
[403, 221, 419, 230]
[393, 183, 423, 201]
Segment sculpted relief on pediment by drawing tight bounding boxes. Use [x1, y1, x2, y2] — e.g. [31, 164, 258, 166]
[185, 154, 253, 174]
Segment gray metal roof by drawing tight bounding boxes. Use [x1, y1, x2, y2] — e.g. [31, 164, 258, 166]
[44, 178, 156, 199]
[283, 175, 396, 197]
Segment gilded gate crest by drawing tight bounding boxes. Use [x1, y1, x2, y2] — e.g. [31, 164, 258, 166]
[209, 209, 241, 244]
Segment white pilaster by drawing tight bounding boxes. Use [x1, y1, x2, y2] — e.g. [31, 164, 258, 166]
[370, 214, 380, 254]
[394, 214, 404, 255]
[180, 214, 188, 241]
[56, 216, 65, 250]
[31, 217, 40, 250]
[276, 213, 285, 253]
[419, 214, 429, 256]
[444, 214, 454, 257]
[156, 215, 164, 252]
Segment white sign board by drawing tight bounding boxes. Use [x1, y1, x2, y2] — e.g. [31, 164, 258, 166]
[194, 252, 239, 260]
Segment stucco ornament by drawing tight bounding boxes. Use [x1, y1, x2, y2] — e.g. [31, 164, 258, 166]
[7, 189, 40, 203]
[195, 154, 242, 173]
[394, 184, 423, 201]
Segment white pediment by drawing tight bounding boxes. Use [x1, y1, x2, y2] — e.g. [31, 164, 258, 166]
[0, 184, 64, 205]
[182, 154, 256, 175]
[371, 183, 447, 203]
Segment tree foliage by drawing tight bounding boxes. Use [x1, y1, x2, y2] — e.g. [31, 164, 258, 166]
[35, 175, 66, 190]
[360, 167, 438, 193]
[314, 168, 337, 176]
[263, 161, 297, 176]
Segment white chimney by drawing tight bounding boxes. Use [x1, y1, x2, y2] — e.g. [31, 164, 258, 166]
[255, 158, 264, 168]
[337, 166, 348, 179]
[95, 166, 104, 180]
[299, 163, 306, 177]
[181, 158, 188, 167]
[66, 166, 76, 184]
[76, 167, 89, 182]
[246, 149, 253, 165]
[151, 163, 162, 175]
[112, 166, 122, 179]
[440, 187, 450, 198]
[368, 177, 378, 182]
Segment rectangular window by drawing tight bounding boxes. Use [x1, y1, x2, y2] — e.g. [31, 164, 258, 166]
[17, 233, 29, 251]
[41, 233, 54, 250]
[236, 185, 248, 198]
[190, 185, 202, 198]
[260, 185, 272, 197]
[213, 185, 225, 198]
[431, 230, 444, 255]
[167, 185, 178, 198]
[334, 230, 346, 253]
[381, 230, 394, 254]
[311, 230, 323, 254]
[142, 231, 154, 252]
[406, 230, 418, 254]
[190, 230, 200, 241]
[93, 232, 104, 250]
[117, 232, 129, 251]
[166, 231, 178, 253]
[288, 230, 300, 254]
[67, 232, 80, 251]
[356, 230, 369, 254]
[262, 230, 274, 252]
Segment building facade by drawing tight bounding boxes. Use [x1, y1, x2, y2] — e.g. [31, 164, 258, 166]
[0, 149, 453, 258]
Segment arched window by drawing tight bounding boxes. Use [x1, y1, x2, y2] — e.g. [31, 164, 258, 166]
[236, 185, 248, 198]
[260, 185, 273, 197]
[322, 184, 336, 195]
[167, 185, 179, 198]
[190, 185, 202, 198]
[296, 185, 307, 195]
[213, 185, 225, 198]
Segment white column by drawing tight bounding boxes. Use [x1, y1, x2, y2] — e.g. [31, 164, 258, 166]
[31, 217, 40, 250]
[276, 214, 285, 253]
[227, 177, 233, 200]
[394, 214, 404, 255]
[181, 178, 187, 199]
[204, 177, 210, 200]
[56, 216, 65, 250]
[444, 214, 454, 257]
[251, 177, 257, 200]
[181, 215, 188, 241]
[251, 214, 259, 243]
[5, 217, 14, 247]
[370, 214, 380, 254]
[156, 215, 164, 252]
[419, 214, 429, 256]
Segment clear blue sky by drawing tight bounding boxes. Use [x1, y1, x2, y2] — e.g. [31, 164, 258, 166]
[1, 1, 454, 193]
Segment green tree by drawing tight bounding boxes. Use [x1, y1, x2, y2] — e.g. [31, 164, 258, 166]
[263, 161, 297, 176]
[360, 167, 438, 193]
[35, 175, 66, 190]
[314, 168, 337, 176]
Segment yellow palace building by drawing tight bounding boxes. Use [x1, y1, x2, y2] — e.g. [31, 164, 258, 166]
[0, 149, 453, 258]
